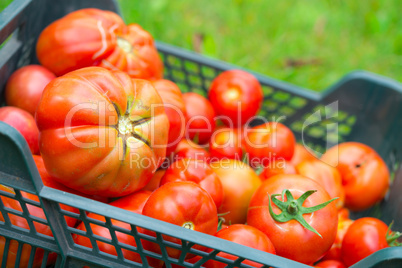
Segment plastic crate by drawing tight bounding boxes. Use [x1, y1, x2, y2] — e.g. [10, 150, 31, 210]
[0, 0, 401, 267]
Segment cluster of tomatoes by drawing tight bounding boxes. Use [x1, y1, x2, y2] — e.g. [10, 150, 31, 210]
[0, 7, 400, 268]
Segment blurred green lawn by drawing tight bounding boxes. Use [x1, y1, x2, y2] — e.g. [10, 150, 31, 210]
[118, 0, 401, 91]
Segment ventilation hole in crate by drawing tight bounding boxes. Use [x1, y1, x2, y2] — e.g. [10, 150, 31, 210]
[191, 88, 207, 97]
[336, 111, 348, 121]
[158, 53, 165, 62]
[33, 221, 53, 238]
[258, 109, 268, 117]
[326, 132, 340, 144]
[9, 214, 29, 230]
[172, 69, 185, 81]
[64, 214, 79, 228]
[262, 86, 274, 97]
[177, 82, 189, 93]
[262, 100, 278, 111]
[167, 56, 181, 68]
[290, 121, 303, 133]
[184, 61, 199, 73]
[288, 96, 307, 109]
[86, 213, 106, 224]
[201, 66, 216, 78]
[338, 124, 352, 136]
[307, 126, 325, 138]
[303, 111, 321, 122]
[204, 79, 212, 90]
[96, 240, 118, 257]
[73, 234, 92, 249]
[188, 74, 202, 87]
[272, 91, 290, 103]
[279, 106, 295, 117]
[346, 115, 356, 126]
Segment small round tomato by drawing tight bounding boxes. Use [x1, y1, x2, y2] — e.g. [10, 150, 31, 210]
[210, 159, 261, 224]
[209, 127, 243, 161]
[259, 160, 296, 181]
[174, 139, 210, 163]
[0, 106, 39, 154]
[142, 181, 218, 259]
[5, 65, 56, 116]
[160, 159, 223, 208]
[73, 190, 163, 267]
[321, 142, 389, 211]
[341, 217, 395, 266]
[247, 174, 338, 264]
[205, 224, 276, 268]
[290, 143, 316, 166]
[183, 92, 216, 144]
[296, 159, 345, 208]
[243, 122, 295, 167]
[152, 79, 187, 157]
[208, 70, 263, 127]
[315, 260, 346, 268]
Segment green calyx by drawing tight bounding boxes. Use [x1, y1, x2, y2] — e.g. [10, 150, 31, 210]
[386, 221, 402, 246]
[268, 189, 338, 238]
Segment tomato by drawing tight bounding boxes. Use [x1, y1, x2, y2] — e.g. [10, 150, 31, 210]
[143, 169, 165, 191]
[5, 65, 56, 116]
[98, 23, 163, 80]
[290, 143, 316, 166]
[73, 190, 163, 267]
[296, 159, 345, 209]
[160, 159, 223, 208]
[321, 142, 389, 211]
[174, 138, 210, 163]
[36, 8, 163, 79]
[209, 127, 243, 161]
[243, 122, 295, 167]
[142, 181, 218, 259]
[208, 70, 263, 127]
[210, 159, 261, 224]
[247, 174, 338, 264]
[341, 217, 395, 266]
[205, 224, 276, 268]
[35, 67, 169, 197]
[151, 79, 187, 157]
[0, 106, 39, 154]
[183, 93, 216, 144]
[259, 160, 296, 181]
[315, 260, 346, 268]
[322, 218, 354, 261]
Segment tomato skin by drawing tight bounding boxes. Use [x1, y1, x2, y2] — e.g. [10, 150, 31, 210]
[73, 190, 163, 267]
[322, 218, 354, 261]
[259, 161, 296, 181]
[290, 143, 316, 166]
[209, 127, 243, 161]
[142, 181, 218, 258]
[183, 93, 216, 144]
[173, 138, 211, 163]
[152, 79, 187, 157]
[143, 169, 165, 191]
[296, 159, 345, 208]
[208, 70, 263, 127]
[315, 260, 346, 268]
[5, 65, 56, 116]
[205, 224, 276, 268]
[243, 122, 295, 166]
[247, 174, 338, 264]
[321, 142, 389, 211]
[35, 67, 169, 197]
[160, 159, 223, 208]
[341, 217, 389, 267]
[0, 106, 39, 154]
[210, 159, 261, 224]
[36, 8, 121, 76]
[98, 23, 163, 80]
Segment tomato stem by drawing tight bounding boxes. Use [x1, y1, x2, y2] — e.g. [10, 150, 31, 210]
[386, 221, 402, 246]
[268, 189, 338, 238]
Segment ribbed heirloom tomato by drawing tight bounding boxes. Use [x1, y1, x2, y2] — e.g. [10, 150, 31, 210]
[247, 174, 338, 265]
[35, 67, 169, 197]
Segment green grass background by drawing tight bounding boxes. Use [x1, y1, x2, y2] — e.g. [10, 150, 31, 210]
[1, 0, 400, 91]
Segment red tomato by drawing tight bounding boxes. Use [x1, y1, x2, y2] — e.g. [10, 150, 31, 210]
[210, 159, 261, 224]
[183, 93, 216, 144]
[243, 122, 295, 167]
[142, 181, 218, 259]
[321, 142, 389, 211]
[315, 260, 346, 268]
[247, 174, 338, 264]
[209, 127, 243, 161]
[259, 160, 296, 181]
[35, 67, 169, 197]
[0, 106, 39, 154]
[174, 138, 211, 163]
[143, 169, 165, 192]
[208, 70, 263, 127]
[5, 65, 56, 115]
[73, 190, 163, 267]
[36, 8, 163, 79]
[341, 217, 391, 266]
[151, 79, 187, 157]
[160, 159, 223, 208]
[322, 218, 354, 261]
[205, 224, 276, 268]
[296, 159, 345, 208]
[290, 143, 316, 166]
